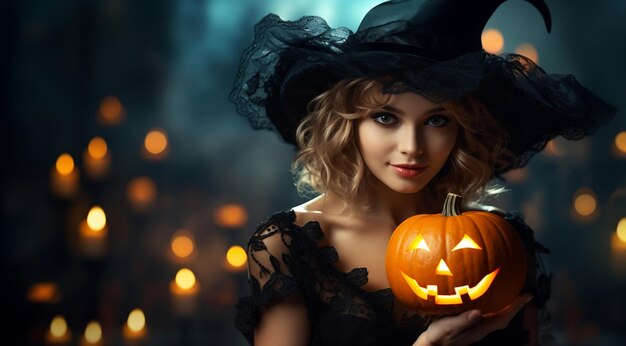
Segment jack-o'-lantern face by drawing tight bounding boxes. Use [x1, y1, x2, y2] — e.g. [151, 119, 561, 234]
[400, 233, 499, 305]
[385, 193, 527, 315]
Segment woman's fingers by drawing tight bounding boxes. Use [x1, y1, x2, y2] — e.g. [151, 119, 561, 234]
[421, 294, 534, 346]
[485, 293, 533, 329]
[482, 293, 533, 319]
[425, 309, 483, 342]
[457, 294, 534, 341]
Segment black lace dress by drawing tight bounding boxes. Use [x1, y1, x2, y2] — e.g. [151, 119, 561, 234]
[235, 210, 550, 345]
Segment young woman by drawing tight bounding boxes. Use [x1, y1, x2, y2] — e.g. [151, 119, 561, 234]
[230, 1, 615, 345]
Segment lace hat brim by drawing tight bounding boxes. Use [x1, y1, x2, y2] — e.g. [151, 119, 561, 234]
[230, 14, 616, 174]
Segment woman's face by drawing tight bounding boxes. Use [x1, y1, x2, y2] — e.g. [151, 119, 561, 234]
[357, 92, 459, 194]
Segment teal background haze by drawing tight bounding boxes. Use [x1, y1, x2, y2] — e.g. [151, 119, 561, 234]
[2, 0, 626, 345]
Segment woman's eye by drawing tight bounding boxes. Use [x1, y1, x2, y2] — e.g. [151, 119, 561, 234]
[372, 113, 397, 125]
[425, 115, 450, 127]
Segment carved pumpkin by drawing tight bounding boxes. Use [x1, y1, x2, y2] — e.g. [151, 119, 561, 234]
[385, 193, 527, 315]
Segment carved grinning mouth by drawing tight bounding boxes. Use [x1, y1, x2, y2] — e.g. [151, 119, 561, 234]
[400, 268, 500, 305]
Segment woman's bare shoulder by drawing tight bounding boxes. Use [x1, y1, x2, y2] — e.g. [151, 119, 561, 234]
[291, 194, 351, 230]
[291, 195, 328, 228]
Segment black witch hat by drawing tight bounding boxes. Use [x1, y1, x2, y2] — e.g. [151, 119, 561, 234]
[230, 0, 615, 174]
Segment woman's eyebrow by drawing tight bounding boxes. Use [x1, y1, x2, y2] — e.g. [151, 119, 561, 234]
[382, 105, 446, 116]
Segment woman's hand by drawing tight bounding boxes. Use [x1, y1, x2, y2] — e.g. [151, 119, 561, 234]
[414, 293, 533, 346]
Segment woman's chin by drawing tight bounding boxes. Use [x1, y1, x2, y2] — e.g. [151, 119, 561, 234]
[388, 183, 427, 195]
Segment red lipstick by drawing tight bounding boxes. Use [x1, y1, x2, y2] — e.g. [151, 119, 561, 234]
[390, 164, 426, 177]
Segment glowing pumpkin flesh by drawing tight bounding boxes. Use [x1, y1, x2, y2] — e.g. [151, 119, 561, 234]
[386, 193, 527, 315]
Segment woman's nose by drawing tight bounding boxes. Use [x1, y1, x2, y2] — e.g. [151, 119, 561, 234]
[398, 127, 423, 156]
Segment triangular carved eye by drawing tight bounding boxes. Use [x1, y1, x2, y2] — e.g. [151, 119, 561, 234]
[451, 234, 482, 251]
[408, 234, 430, 252]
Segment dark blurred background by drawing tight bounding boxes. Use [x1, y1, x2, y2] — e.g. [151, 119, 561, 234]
[1, 0, 625, 345]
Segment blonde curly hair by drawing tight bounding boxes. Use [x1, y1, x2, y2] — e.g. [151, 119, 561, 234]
[292, 77, 513, 208]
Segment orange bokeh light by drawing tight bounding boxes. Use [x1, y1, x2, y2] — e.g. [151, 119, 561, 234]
[88, 137, 108, 159]
[127, 177, 157, 210]
[214, 204, 248, 228]
[171, 230, 195, 258]
[481, 29, 504, 54]
[515, 43, 539, 64]
[226, 245, 247, 268]
[144, 129, 168, 155]
[126, 308, 146, 333]
[617, 218, 626, 243]
[87, 206, 107, 232]
[27, 282, 59, 303]
[84, 321, 102, 344]
[175, 268, 196, 290]
[55, 153, 75, 175]
[615, 131, 626, 154]
[573, 188, 597, 217]
[99, 95, 123, 124]
[49, 315, 68, 338]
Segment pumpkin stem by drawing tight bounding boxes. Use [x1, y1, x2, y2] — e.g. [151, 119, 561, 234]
[442, 193, 462, 216]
